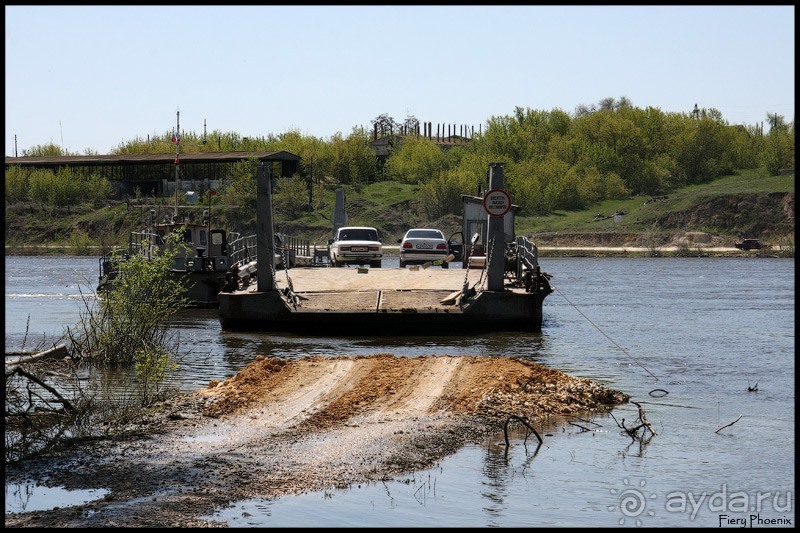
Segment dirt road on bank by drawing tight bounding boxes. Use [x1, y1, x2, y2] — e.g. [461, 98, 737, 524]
[5, 354, 628, 528]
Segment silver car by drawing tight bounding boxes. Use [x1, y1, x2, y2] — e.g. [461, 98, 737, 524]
[398, 228, 451, 268]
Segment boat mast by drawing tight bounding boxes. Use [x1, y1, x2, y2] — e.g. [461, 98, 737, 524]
[174, 109, 180, 220]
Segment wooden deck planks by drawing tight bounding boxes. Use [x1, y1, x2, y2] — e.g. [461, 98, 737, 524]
[274, 266, 482, 293]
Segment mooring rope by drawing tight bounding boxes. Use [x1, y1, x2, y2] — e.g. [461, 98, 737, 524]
[554, 285, 659, 382]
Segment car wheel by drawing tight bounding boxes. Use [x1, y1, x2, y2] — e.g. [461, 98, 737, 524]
[370, 260, 382, 268]
[399, 260, 405, 268]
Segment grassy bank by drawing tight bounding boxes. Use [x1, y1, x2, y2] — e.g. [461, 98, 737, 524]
[516, 170, 794, 244]
[4, 169, 794, 255]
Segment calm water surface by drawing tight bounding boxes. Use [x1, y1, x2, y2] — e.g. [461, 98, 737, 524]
[4, 255, 795, 526]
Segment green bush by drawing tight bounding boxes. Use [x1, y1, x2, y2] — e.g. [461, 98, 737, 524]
[69, 229, 92, 255]
[68, 231, 189, 405]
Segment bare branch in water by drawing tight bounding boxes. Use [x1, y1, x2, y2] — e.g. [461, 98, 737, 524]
[715, 415, 743, 434]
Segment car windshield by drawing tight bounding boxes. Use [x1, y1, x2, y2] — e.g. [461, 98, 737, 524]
[406, 230, 443, 239]
[342, 229, 378, 241]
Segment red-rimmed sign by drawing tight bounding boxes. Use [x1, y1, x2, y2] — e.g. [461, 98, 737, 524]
[483, 189, 511, 217]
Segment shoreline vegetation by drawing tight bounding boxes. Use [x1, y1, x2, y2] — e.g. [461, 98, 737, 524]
[6, 104, 794, 261]
[4, 172, 794, 260]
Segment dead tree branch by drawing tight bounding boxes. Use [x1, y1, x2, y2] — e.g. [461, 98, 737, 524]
[503, 414, 543, 447]
[502, 414, 543, 461]
[5, 344, 69, 370]
[607, 401, 656, 443]
[715, 415, 743, 434]
[567, 420, 595, 432]
[8, 366, 76, 413]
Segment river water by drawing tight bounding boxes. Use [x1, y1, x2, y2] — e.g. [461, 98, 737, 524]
[4, 255, 795, 527]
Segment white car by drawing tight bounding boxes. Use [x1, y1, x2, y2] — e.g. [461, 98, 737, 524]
[398, 228, 451, 268]
[328, 226, 382, 268]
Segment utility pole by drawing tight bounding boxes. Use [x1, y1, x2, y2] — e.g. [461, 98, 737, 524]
[173, 110, 180, 219]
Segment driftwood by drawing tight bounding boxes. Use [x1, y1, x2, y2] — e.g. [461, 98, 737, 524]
[7, 366, 76, 413]
[568, 420, 595, 432]
[606, 401, 656, 443]
[502, 414, 543, 461]
[5, 344, 69, 369]
[503, 414, 543, 447]
[633, 401, 657, 436]
[5, 347, 81, 463]
[621, 401, 657, 438]
[567, 416, 603, 432]
[715, 415, 743, 434]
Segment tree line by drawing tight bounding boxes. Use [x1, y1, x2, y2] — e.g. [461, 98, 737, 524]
[6, 97, 794, 219]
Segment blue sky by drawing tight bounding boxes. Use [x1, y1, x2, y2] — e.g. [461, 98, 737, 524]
[5, 5, 795, 156]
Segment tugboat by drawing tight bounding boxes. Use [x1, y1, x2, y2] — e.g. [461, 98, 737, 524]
[97, 111, 256, 308]
[97, 199, 256, 308]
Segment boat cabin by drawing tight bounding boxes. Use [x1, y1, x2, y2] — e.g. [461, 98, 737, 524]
[134, 210, 233, 273]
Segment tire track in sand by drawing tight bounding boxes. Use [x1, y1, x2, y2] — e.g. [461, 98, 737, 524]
[283, 356, 463, 468]
[241, 358, 357, 429]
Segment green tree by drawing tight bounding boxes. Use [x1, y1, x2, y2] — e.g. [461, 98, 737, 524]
[401, 114, 420, 135]
[28, 168, 56, 208]
[418, 168, 475, 219]
[85, 173, 114, 206]
[21, 142, 73, 156]
[273, 174, 311, 218]
[371, 113, 397, 137]
[4, 166, 30, 204]
[47, 167, 83, 208]
[505, 159, 547, 214]
[761, 126, 795, 175]
[384, 136, 449, 184]
[766, 112, 787, 132]
[328, 129, 377, 185]
[69, 232, 189, 404]
[217, 157, 260, 230]
[268, 129, 333, 187]
[544, 166, 585, 211]
[670, 116, 732, 184]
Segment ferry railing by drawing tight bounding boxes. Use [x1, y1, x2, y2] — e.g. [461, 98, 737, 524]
[513, 236, 552, 295]
[514, 235, 540, 277]
[98, 231, 165, 283]
[273, 233, 315, 268]
[99, 249, 124, 283]
[225, 232, 313, 271]
[129, 231, 165, 260]
[278, 234, 313, 257]
[228, 234, 257, 269]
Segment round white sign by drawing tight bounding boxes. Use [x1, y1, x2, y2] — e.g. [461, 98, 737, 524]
[483, 189, 511, 217]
